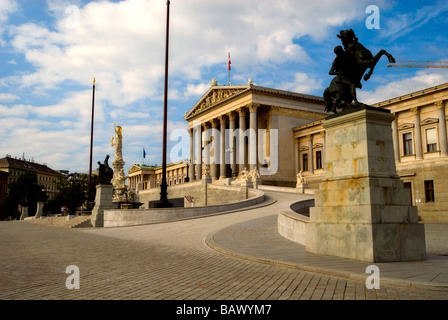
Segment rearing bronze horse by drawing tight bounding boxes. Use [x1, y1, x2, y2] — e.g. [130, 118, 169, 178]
[324, 29, 395, 113]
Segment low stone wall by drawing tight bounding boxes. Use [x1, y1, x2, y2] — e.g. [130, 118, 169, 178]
[258, 185, 316, 195]
[138, 181, 249, 208]
[103, 188, 264, 227]
[277, 199, 314, 246]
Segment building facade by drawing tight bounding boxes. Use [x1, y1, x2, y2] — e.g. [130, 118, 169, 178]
[293, 83, 448, 222]
[183, 80, 327, 187]
[128, 80, 327, 191]
[127, 80, 448, 222]
[128, 160, 190, 192]
[0, 156, 60, 198]
[0, 155, 60, 203]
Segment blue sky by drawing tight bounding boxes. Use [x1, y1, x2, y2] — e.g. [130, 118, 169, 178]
[0, 0, 447, 174]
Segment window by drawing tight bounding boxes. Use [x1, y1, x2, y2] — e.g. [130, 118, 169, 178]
[424, 180, 435, 202]
[302, 153, 309, 171]
[403, 182, 413, 205]
[403, 132, 413, 156]
[425, 128, 438, 152]
[315, 150, 322, 169]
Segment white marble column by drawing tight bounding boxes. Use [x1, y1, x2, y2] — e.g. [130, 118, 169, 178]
[219, 115, 226, 179]
[322, 131, 326, 168]
[248, 103, 258, 170]
[412, 107, 423, 159]
[203, 122, 211, 179]
[294, 138, 299, 174]
[195, 122, 202, 180]
[307, 135, 314, 174]
[211, 119, 219, 180]
[238, 108, 247, 174]
[436, 101, 448, 156]
[228, 112, 237, 178]
[391, 113, 401, 162]
[189, 128, 195, 181]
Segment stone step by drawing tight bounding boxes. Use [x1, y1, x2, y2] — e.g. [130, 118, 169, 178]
[70, 216, 92, 228]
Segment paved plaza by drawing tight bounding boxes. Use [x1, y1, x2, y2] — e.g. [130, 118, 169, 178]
[1, 190, 448, 301]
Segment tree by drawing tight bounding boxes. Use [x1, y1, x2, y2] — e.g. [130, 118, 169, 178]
[0, 172, 46, 220]
[45, 172, 94, 215]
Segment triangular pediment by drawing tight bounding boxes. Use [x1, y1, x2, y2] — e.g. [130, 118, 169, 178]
[185, 85, 250, 120]
[128, 164, 142, 174]
[420, 117, 439, 126]
[398, 123, 415, 130]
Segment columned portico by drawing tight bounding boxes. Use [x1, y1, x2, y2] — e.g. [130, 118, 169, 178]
[184, 82, 327, 185]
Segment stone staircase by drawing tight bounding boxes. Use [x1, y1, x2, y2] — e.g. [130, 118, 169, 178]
[70, 216, 92, 228]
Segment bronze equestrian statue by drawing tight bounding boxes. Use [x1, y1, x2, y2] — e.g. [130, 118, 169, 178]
[323, 29, 395, 113]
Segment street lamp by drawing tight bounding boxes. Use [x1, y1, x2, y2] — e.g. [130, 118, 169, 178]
[184, 159, 191, 182]
[226, 147, 234, 178]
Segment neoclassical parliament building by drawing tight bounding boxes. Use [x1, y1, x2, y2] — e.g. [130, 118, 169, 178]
[128, 80, 448, 222]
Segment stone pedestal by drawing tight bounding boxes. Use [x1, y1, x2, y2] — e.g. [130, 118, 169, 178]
[241, 180, 253, 188]
[202, 175, 212, 185]
[90, 185, 116, 227]
[35, 202, 44, 219]
[296, 183, 308, 194]
[252, 178, 261, 189]
[20, 206, 28, 220]
[112, 158, 126, 202]
[306, 107, 426, 262]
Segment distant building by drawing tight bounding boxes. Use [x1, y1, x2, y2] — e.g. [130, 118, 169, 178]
[0, 155, 60, 200]
[128, 160, 189, 192]
[0, 171, 7, 204]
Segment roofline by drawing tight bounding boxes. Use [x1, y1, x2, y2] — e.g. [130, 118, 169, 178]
[373, 82, 448, 108]
[184, 84, 325, 121]
[0, 156, 59, 175]
[184, 84, 251, 120]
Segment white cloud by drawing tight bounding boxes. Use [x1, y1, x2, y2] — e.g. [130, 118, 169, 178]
[0, 92, 19, 102]
[8, 0, 373, 103]
[1, 0, 387, 172]
[280, 72, 324, 95]
[359, 69, 448, 104]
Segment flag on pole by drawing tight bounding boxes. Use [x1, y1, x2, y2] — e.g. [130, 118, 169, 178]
[143, 148, 146, 159]
[228, 52, 231, 70]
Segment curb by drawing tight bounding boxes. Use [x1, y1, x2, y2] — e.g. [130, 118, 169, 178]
[205, 226, 448, 292]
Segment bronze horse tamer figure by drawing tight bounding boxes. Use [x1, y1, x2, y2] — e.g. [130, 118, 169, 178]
[323, 29, 395, 113]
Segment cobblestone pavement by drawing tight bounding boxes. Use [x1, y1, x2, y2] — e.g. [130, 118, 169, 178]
[1, 191, 448, 301]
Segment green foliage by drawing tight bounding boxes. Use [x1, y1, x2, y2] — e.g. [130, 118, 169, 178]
[1, 171, 99, 219]
[0, 172, 46, 220]
[45, 172, 98, 215]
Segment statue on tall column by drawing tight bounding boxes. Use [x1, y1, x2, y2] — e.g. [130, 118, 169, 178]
[323, 29, 395, 113]
[111, 123, 127, 202]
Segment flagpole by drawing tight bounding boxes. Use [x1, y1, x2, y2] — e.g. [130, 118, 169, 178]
[228, 52, 231, 85]
[88, 78, 95, 205]
[156, 0, 172, 208]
